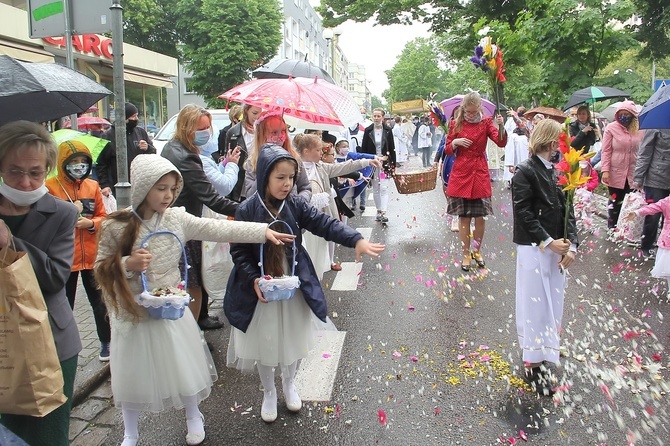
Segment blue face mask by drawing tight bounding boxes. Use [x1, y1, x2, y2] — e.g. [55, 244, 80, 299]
[198, 138, 218, 157]
[617, 115, 633, 126]
[193, 129, 211, 146]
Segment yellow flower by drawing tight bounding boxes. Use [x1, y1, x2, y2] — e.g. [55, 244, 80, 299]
[562, 168, 590, 191]
[482, 37, 492, 57]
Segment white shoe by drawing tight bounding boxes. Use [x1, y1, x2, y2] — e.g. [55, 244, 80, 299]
[185, 413, 205, 445]
[121, 436, 138, 446]
[282, 380, 302, 412]
[261, 389, 277, 423]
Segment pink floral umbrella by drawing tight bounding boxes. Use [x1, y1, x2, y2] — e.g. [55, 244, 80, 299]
[440, 94, 497, 120]
[294, 77, 361, 128]
[219, 77, 343, 128]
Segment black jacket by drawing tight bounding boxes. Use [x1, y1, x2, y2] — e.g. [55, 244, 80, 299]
[224, 122, 249, 202]
[569, 120, 597, 152]
[161, 139, 238, 217]
[360, 123, 396, 174]
[511, 155, 578, 246]
[224, 146, 362, 332]
[96, 125, 156, 190]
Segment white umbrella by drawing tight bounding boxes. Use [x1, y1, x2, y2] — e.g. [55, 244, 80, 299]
[601, 101, 642, 123]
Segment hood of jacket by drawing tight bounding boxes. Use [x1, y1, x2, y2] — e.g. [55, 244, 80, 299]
[56, 140, 93, 183]
[255, 143, 298, 201]
[615, 100, 639, 119]
[130, 154, 183, 210]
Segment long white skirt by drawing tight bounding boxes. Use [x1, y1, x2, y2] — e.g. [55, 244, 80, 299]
[227, 289, 315, 372]
[651, 247, 670, 278]
[110, 308, 217, 412]
[302, 231, 330, 281]
[515, 245, 566, 364]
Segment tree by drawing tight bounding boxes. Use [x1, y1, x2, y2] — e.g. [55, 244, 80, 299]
[370, 96, 387, 111]
[383, 38, 444, 105]
[120, 0, 283, 107]
[630, 0, 670, 60]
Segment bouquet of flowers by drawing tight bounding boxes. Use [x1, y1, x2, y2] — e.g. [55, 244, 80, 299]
[554, 121, 595, 240]
[428, 94, 450, 135]
[470, 36, 506, 132]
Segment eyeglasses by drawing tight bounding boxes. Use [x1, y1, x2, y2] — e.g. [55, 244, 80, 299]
[1, 168, 48, 182]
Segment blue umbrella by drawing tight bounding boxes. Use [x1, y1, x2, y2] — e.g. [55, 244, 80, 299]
[639, 84, 670, 129]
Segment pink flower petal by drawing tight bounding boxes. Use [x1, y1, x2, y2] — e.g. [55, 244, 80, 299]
[377, 409, 387, 425]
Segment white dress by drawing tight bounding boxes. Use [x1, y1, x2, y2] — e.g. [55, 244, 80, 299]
[651, 247, 670, 278]
[504, 133, 529, 182]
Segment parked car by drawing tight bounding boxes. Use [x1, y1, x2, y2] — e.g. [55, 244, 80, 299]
[153, 109, 231, 154]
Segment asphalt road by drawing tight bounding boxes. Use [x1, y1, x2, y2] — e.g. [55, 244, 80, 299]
[101, 175, 669, 446]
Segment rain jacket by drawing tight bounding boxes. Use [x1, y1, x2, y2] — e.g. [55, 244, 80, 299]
[46, 140, 106, 271]
[635, 196, 670, 249]
[601, 101, 645, 190]
[633, 129, 670, 190]
[224, 146, 363, 332]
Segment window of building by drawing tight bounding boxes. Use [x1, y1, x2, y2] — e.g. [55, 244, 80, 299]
[184, 77, 197, 95]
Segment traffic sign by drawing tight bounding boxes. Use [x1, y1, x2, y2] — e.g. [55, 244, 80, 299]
[28, 0, 111, 39]
[655, 79, 670, 91]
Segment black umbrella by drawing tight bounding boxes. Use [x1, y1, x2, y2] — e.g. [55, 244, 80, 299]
[0, 55, 112, 126]
[252, 58, 335, 84]
[564, 86, 630, 110]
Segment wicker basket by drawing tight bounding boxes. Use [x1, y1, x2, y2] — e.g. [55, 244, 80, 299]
[393, 167, 438, 194]
[258, 220, 300, 302]
[135, 231, 191, 320]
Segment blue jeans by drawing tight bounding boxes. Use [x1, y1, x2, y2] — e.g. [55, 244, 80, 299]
[641, 186, 670, 250]
[420, 146, 431, 167]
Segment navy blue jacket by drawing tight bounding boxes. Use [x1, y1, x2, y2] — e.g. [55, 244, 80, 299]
[224, 146, 363, 332]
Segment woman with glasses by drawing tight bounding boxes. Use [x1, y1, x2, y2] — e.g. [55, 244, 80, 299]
[444, 92, 506, 271]
[0, 121, 82, 446]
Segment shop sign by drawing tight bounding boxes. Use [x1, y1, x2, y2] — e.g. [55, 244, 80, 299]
[42, 34, 113, 60]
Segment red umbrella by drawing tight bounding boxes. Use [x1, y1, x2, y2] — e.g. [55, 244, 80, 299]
[294, 77, 361, 128]
[64, 116, 111, 129]
[219, 77, 342, 129]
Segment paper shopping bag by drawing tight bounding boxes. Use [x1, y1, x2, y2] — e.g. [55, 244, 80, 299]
[615, 192, 646, 243]
[0, 244, 66, 417]
[201, 206, 232, 301]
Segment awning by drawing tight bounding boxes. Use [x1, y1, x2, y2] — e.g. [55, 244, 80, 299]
[123, 67, 174, 89]
[0, 39, 54, 63]
[391, 99, 430, 114]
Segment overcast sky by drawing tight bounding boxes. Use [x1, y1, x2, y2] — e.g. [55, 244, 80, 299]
[308, 3, 432, 98]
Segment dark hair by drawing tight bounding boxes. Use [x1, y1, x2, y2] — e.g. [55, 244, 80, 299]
[94, 211, 143, 320]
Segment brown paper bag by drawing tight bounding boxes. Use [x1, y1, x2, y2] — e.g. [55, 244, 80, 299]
[0, 244, 66, 417]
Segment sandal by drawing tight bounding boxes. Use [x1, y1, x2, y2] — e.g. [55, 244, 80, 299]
[471, 251, 486, 268]
[461, 256, 471, 272]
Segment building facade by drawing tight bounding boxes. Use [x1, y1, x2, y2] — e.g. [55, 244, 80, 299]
[348, 63, 372, 111]
[278, 0, 329, 70]
[0, 1, 178, 128]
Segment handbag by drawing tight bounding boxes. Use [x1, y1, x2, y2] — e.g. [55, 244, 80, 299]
[615, 192, 646, 242]
[0, 238, 66, 416]
[201, 206, 232, 301]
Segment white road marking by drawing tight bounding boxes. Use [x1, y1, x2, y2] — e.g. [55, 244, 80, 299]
[294, 330, 346, 401]
[330, 262, 362, 291]
[356, 227, 373, 240]
[361, 206, 377, 217]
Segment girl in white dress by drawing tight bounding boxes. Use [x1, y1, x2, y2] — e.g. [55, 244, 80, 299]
[94, 154, 292, 446]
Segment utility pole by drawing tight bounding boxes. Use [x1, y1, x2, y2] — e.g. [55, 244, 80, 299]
[110, 0, 130, 209]
[62, 0, 77, 130]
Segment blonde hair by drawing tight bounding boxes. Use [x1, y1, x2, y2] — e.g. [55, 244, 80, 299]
[242, 104, 260, 127]
[292, 133, 322, 155]
[528, 119, 562, 155]
[173, 104, 211, 153]
[627, 116, 639, 135]
[229, 104, 243, 122]
[249, 115, 296, 171]
[0, 120, 58, 175]
[372, 107, 385, 116]
[453, 92, 482, 134]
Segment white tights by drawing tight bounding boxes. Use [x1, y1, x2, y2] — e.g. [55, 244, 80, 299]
[120, 395, 202, 445]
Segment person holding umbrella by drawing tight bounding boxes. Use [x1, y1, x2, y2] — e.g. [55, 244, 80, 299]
[569, 105, 597, 153]
[601, 101, 645, 230]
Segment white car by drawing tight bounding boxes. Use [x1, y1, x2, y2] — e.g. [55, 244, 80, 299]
[153, 109, 232, 155]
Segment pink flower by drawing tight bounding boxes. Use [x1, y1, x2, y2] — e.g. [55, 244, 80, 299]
[377, 409, 387, 425]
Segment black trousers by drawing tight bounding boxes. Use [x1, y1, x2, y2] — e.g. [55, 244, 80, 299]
[65, 270, 111, 343]
[641, 186, 670, 250]
[607, 180, 631, 229]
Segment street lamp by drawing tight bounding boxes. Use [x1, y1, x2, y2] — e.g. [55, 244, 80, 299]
[322, 28, 342, 81]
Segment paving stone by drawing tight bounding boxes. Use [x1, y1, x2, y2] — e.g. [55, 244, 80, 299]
[90, 380, 113, 399]
[71, 426, 111, 446]
[71, 398, 109, 421]
[68, 418, 89, 442]
[95, 407, 122, 426]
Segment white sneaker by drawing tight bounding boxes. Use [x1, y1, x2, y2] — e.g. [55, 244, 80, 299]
[185, 412, 205, 445]
[261, 389, 277, 422]
[282, 380, 302, 412]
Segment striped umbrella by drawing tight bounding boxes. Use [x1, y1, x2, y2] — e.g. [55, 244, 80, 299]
[564, 86, 630, 110]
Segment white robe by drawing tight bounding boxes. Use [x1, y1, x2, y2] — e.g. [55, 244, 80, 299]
[504, 133, 530, 182]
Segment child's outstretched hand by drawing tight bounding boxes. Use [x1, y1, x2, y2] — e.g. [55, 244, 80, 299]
[354, 239, 385, 262]
[125, 248, 153, 272]
[253, 278, 268, 303]
[624, 212, 637, 222]
[266, 228, 296, 245]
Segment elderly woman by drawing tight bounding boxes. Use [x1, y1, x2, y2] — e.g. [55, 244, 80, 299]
[601, 100, 644, 229]
[0, 121, 82, 445]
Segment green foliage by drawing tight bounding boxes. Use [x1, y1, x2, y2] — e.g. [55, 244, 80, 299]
[383, 38, 444, 104]
[630, 0, 670, 60]
[121, 0, 179, 58]
[371, 96, 387, 111]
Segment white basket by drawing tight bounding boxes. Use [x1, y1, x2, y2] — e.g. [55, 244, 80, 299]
[259, 220, 300, 302]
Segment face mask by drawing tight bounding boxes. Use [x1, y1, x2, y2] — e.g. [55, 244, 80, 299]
[361, 113, 367, 120]
[266, 133, 287, 145]
[0, 182, 48, 207]
[550, 150, 561, 163]
[617, 115, 633, 126]
[464, 113, 482, 124]
[126, 119, 138, 132]
[193, 129, 211, 146]
[198, 138, 218, 157]
[339, 147, 349, 156]
[66, 163, 89, 179]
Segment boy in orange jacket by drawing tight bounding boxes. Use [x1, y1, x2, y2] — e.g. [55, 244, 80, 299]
[46, 140, 111, 361]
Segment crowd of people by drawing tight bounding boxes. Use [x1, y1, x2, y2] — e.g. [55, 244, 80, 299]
[1, 89, 667, 445]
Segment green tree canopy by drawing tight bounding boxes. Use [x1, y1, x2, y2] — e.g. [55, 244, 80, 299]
[383, 38, 444, 105]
